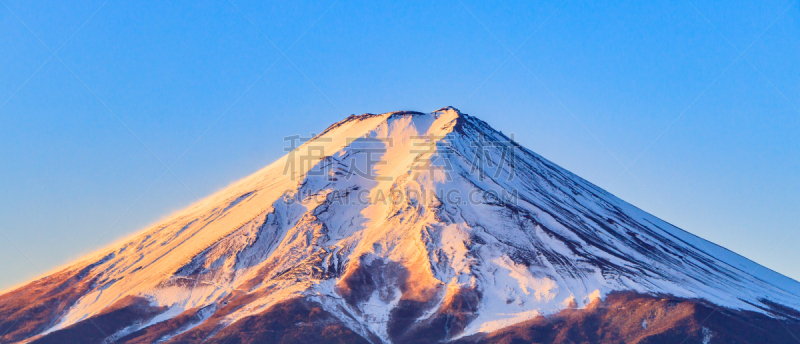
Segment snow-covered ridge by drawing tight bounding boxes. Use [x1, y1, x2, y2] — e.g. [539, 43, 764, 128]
[8, 108, 800, 343]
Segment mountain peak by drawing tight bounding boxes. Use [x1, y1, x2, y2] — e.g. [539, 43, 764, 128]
[345, 106, 465, 122]
[433, 105, 463, 114]
[3, 108, 800, 344]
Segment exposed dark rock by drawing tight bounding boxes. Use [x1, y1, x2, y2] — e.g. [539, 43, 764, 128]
[170, 298, 370, 344]
[31, 296, 166, 344]
[453, 292, 800, 344]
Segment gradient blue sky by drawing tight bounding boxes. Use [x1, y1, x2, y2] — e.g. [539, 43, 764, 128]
[1, 0, 798, 290]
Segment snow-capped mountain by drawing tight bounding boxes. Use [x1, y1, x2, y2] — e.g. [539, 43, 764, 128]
[2, 108, 799, 343]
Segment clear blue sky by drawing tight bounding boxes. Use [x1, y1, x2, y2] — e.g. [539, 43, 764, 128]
[1, 0, 798, 290]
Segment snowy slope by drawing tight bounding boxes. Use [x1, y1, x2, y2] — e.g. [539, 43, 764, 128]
[4, 108, 800, 343]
